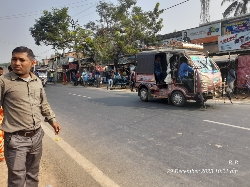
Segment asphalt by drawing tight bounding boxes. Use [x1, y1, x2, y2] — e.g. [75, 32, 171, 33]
[1, 82, 250, 187]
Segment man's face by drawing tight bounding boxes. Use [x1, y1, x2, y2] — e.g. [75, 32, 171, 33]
[157, 57, 161, 62]
[0, 70, 3, 76]
[11, 52, 35, 78]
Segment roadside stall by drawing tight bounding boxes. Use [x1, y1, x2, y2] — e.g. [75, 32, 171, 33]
[237, 55, 250, 86]
[218, 30, 250, 97]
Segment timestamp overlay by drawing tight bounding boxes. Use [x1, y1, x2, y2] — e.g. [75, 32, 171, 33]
[167, 168, 239, 174]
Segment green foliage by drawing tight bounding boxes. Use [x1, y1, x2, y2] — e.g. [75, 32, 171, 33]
[29, 1, 164, 66]
[0, 62, 11, 67]
[29, 7, 72, 50]
[85, 0, 164, 67]
[221, 0, 250, 18]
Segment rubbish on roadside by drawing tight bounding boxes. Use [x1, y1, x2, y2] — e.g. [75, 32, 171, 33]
[55, 137, 61, 141]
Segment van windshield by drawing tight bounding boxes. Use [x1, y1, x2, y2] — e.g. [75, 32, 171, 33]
[190, 56, 219, 73]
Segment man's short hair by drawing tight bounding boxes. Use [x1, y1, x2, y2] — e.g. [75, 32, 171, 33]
[180, 57, 187, 63]
[12, 46, 36, 60]
[0, 67, 3, 70]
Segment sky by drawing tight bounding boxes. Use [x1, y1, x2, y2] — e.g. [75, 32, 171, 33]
[0, 0, 234, 64]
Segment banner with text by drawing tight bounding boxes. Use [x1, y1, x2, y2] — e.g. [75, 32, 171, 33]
[218, 31, 250, 51]
[182, 23, 221, 44]
[225, 18, 250, 34]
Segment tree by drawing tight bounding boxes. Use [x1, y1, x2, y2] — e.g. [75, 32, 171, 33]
[29, 7, 72, 51]
[221, 0, 250, 18]
[67, 25, 93, 63]
[85, 0, 164, 68]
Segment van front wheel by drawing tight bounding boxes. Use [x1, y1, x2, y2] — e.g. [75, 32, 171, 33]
[139, 88, 148, 102]
[171, 91, 186, 107]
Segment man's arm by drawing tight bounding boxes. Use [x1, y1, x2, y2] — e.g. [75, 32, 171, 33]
[184, 63, 194, 72]
[0, 79, 4, 107]
[40, 88, 61, 134]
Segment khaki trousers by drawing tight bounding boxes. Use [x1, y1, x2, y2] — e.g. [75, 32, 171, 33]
[4, 128, 44, 187]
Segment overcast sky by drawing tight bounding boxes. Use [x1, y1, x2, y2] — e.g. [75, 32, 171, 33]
[0, 0, 233, 64]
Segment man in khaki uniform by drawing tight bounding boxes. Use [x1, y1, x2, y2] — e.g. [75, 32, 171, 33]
[0, 46, 61, 187]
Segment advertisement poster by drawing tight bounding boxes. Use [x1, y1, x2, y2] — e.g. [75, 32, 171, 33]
[182, 23, 221, 43]
[218, 30, 250, 51]
[161, 37, 182, 45]
[225, 18, 250, 34]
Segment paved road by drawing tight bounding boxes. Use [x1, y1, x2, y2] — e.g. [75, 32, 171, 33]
[42, 83, 250, 187]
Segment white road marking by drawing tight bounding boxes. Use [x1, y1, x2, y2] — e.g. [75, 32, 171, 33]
[88, 97, 91, 99]
[204, 120, 250, 131]
[69, 93, 71, 94]
[83, 96, 87, 98]
[77, 95, 81, 96]
[43, 125, 120, 187]
[73, 94, 76, 96]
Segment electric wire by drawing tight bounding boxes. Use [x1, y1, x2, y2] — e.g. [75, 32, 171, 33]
[72, 3, 98, 17]
[164, 0, 190, 10]
[0, 1, 98, 21]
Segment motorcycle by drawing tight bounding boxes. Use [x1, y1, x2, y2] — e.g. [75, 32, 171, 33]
[40, 77, 47, 87]
[86, 77, 96, 86]
[73, 77, 80, 86]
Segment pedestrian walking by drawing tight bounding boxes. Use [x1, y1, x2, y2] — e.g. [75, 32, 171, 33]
[106, 70, 114, 90]
[95, 69, 101, 88]
[49, 71, 54, 83]
[130, 69, 136, 92]
[81, 69, 88, 87]
[226, 65, 236, 101]
[0, 46, 61, 187]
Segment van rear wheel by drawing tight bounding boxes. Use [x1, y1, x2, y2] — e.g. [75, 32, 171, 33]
[139, 88, 148, 102]
[171, 91, 186, 107]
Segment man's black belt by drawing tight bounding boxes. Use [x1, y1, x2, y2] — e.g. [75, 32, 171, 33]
[12, 127, 41, 137]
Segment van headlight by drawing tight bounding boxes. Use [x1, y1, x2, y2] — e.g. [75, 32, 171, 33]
[202, 75, 210, 84]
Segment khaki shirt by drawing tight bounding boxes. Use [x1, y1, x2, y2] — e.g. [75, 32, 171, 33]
[0, 71, 56, 133]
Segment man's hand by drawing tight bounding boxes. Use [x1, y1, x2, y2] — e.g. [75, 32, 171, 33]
[51, 122, 61, 135]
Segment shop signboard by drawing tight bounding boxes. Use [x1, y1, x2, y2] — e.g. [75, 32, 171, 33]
[68, 57, 75, 62]
[225, 18, 250, 34]
[182, 23, 221, 43]
[69, 63, 77, 70]
[218, 30, 250, 51]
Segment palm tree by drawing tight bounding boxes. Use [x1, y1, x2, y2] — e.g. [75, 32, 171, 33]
[221, 0, 250, 18]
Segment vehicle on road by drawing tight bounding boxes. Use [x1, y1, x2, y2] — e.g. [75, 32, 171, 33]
[36, 68, 48, 87]
[135, 45, 222, 107]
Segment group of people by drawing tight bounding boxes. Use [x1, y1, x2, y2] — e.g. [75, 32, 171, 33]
[154, 55, 194, 92]
[71, 69, 102, 87]
[154, 55, 237, 96]
[105, 69, 136, 91]
[0, 46, 61, 187]
[70, 67, 136, 92]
